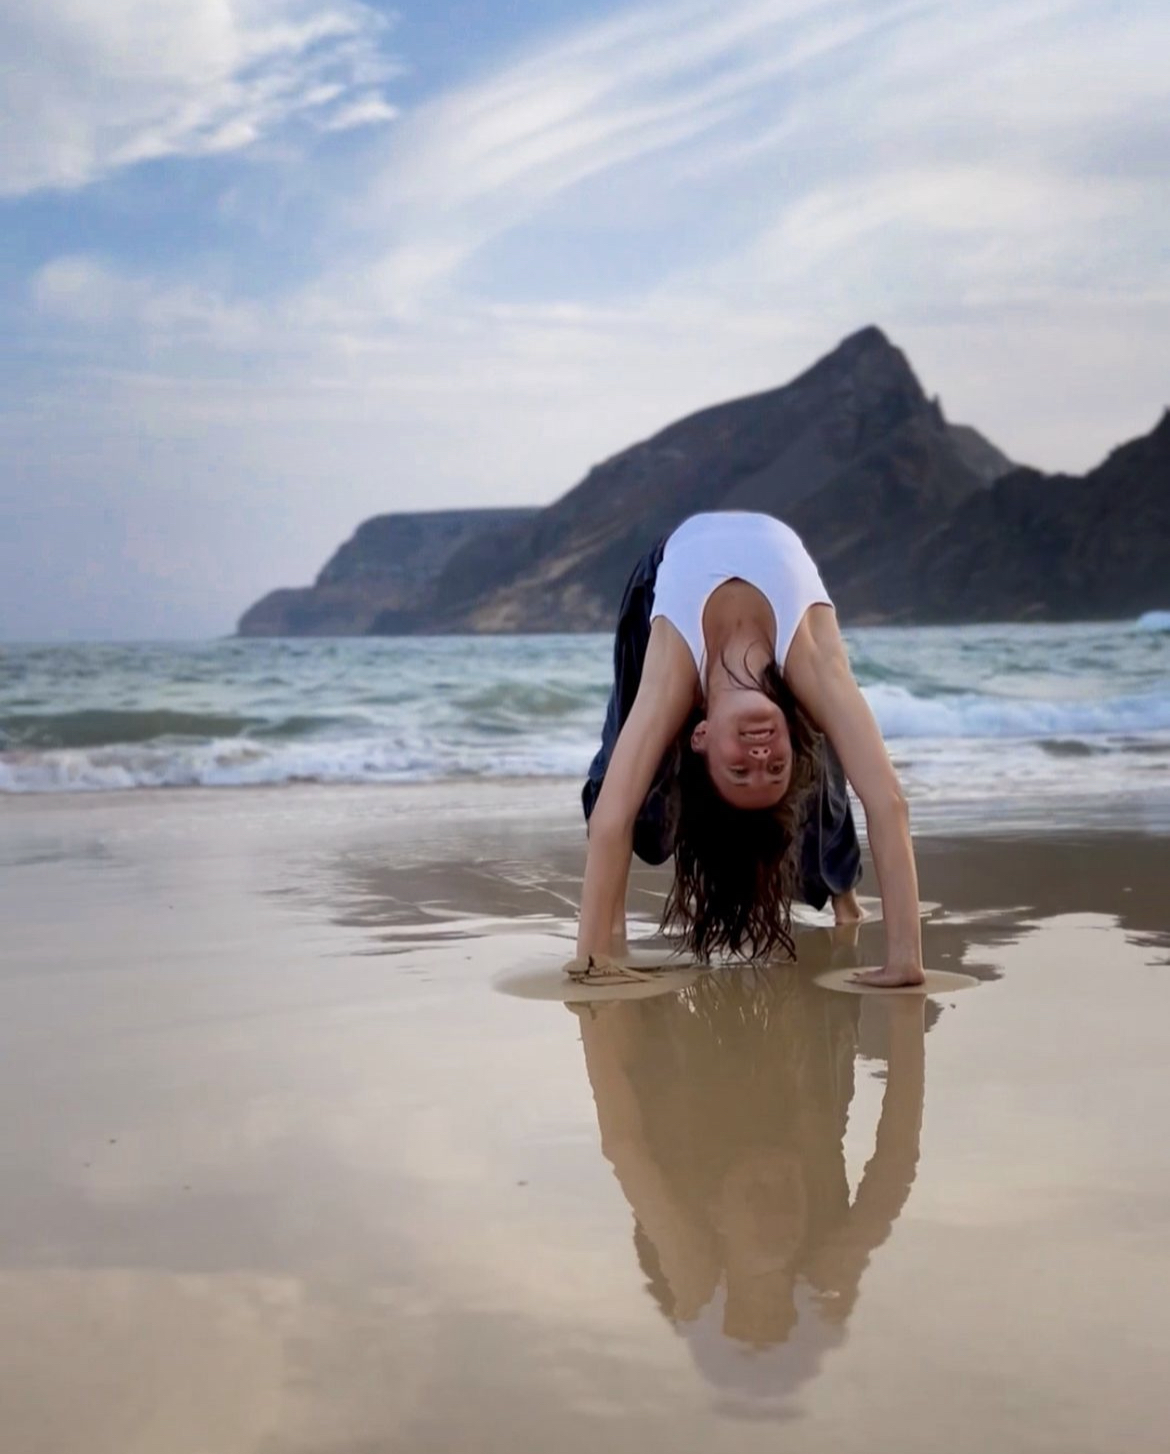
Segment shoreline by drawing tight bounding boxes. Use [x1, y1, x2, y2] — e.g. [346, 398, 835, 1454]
[4, 773, 1170, 836]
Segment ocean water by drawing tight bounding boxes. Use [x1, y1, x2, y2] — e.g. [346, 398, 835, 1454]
[2, 622, 1169, 811]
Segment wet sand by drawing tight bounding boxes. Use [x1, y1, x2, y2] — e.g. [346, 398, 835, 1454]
[2, 781, 1169, 1453]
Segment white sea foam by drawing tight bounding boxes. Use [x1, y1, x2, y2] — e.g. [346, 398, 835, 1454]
[0, 736, 594, 794]
[864, 684, 1170, 739]
[1135, 610, 1170, 633]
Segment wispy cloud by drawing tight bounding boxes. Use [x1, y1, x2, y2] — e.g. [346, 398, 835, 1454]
[0, 0, 401, 196]
[32, 255, 263, 345]
[19, 0, 1170, 392]
[319, 94, 401, 132]
[348, 0, 923, 309]
[340, 0, 1169, 310]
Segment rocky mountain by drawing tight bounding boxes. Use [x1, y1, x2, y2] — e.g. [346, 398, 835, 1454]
[237, 508, 539, 636]
[237, 325, 1168, 635]
[417, 326, 1013, 631]
[879, 408, 1170, 622]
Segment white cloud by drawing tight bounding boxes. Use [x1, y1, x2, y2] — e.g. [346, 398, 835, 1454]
[18, 0, 1170, 408]
[32, 254, 262, 346]
[353, 0, 918, 306]
[0, 0, 400, 196]
[246, 0, 1162, 361]
[319, 93, 400, 132]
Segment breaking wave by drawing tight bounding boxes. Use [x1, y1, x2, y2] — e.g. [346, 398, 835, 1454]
[865, 684, 1170, 739]
[3, 627, 1169, 795]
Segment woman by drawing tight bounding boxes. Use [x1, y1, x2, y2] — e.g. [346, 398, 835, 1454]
[574, 511, 924, 988]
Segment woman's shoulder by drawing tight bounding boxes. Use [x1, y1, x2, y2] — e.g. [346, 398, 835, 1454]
[784, 604, 849, 696]
[638, 616, 701, 710]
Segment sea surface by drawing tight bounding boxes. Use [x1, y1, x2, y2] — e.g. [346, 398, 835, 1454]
[3, 618, 1170, 814]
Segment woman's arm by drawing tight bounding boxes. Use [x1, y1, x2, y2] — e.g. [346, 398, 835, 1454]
[788, 610, 925, 987]
[574, 1004, 720, 1316]
[576, 621, 695, 962]
[803, 996, 925, 1303]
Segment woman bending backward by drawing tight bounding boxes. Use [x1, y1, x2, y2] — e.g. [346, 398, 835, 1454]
[576, 512, 925, 989]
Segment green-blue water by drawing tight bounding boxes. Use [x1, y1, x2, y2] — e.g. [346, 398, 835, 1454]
[2, 620, 1169, 805]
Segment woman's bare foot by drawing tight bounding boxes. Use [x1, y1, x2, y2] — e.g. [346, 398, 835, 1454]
[829, 921, 861, 953]
[832, 888, 866, 925]
[847, 962, 927, 989]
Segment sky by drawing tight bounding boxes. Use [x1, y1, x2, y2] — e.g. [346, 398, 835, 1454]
[2, 0, 1168, 640]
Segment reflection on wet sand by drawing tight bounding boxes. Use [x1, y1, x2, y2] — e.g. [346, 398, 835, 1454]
[574, 969, 925, 1416]
[318, 827, 1169, 981]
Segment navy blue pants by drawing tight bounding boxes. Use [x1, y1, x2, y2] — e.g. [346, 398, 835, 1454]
[581, 542, 862, 909]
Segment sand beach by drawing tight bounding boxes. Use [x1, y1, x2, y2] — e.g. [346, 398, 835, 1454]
[2, 780, 1169, 1452]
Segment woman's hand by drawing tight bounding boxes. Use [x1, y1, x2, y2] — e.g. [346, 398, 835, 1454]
[848, 962, 926, 989]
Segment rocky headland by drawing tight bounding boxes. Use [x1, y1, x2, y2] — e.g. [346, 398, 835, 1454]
[237, 327, 1168, 634]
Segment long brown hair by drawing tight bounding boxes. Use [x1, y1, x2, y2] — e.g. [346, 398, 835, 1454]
[663, 657, 822, 962]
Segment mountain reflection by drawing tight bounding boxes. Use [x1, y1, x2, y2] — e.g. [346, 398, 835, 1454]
[572, 969, 926, 1415]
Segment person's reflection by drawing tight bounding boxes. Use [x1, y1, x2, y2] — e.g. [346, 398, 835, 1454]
[572, 969, 925, 1414]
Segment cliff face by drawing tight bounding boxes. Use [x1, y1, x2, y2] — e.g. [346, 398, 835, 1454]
[879, 409, 1170, 622]
[237, 508, 539, 636]
[422, 326, 1010, 631]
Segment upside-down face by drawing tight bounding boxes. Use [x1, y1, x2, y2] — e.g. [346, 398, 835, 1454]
[690, 688, 793, 809]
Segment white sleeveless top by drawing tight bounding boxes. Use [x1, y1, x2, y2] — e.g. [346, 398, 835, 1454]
[650, 512, 832, 679]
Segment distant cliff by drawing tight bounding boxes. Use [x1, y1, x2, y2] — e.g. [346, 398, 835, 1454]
[237, 508, 539, 636]
[875, 408, 1170, 622]
[237, 326, 1169, 634]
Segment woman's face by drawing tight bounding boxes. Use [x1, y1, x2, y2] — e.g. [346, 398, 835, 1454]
[691, 690, 793, 808]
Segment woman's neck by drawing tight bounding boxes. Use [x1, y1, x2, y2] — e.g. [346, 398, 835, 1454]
[700, 579, 778, 701]
[704, 623, 774, 705]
